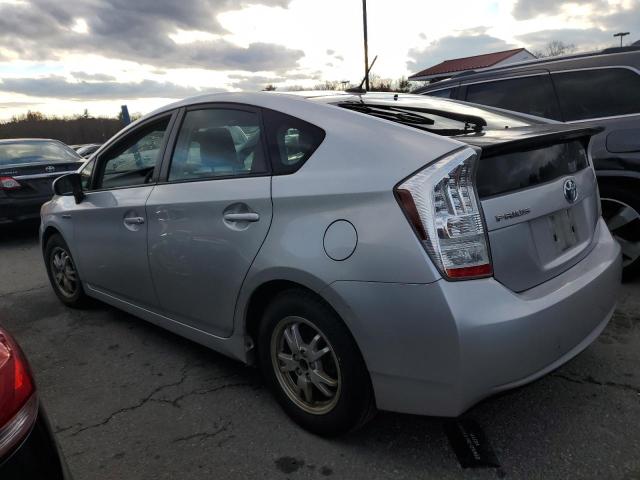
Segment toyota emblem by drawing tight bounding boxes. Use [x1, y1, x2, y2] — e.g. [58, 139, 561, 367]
[45, 165, 55, 173]
[563, 178, 578, 204]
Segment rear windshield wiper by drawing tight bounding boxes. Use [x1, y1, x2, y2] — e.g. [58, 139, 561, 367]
[338, 102, 487, 134]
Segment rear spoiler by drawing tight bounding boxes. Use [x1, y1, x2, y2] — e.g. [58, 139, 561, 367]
[460, 124, 604, 157]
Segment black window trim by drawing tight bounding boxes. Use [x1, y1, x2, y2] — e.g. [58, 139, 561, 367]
[86, 110, 178, 192]
[156, 102, 273, 186]
[459, 70, 550, 88]
[423, 84, 460, 99]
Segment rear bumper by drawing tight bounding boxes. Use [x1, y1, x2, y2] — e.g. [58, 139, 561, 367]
[326, 218, 621, 416]
[0, 196, 50, 224]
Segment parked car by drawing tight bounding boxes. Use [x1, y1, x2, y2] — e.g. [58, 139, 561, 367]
[415, 47, 640, 278]
[75, 144, 101, 158]
[40, 92, 621, 436]
[0, 139, 84, 225]
[0, 325, 71, 479]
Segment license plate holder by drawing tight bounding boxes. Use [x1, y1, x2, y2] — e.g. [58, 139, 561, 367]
[548, 208, 578, 252]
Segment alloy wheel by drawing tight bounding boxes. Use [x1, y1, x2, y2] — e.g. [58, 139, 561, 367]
[50, 247, 78, 298]
[601, 197, 640, 268]
[270, 316, 341, 415]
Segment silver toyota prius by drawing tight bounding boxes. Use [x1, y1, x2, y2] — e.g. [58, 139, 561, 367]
[40, 92, 621, 436]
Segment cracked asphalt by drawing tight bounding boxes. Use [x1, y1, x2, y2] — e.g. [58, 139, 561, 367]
[1, 223, 639, 480]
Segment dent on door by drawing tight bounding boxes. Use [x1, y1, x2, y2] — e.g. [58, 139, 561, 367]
[74, 187, 158, 307]
[146, 177, 272, 338]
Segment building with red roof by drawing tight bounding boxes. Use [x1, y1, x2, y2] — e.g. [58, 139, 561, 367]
[408, 48, 536, 82]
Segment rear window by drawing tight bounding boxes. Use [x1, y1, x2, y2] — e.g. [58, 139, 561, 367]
[552, 68, 640, 121]
[0, 141, 79, 166]
[263, 109, 325, 174]
[337, 99, 529, 135]
[477, 140, 588, 198]
[465, 75, 561, 120]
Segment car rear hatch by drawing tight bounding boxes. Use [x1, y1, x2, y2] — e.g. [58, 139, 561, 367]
[0, 161, 83, 199]
[458, 124, 603, 292]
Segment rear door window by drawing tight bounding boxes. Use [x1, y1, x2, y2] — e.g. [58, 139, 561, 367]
[552, 68, 640, 121]
[465, 75, 561, 120]
[168, 108, 268, 182]
[262, 109, 326, 174]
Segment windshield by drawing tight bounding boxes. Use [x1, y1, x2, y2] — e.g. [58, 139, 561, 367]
[0, 140, 80, 166]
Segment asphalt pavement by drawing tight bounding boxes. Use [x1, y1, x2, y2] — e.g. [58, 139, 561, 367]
[1, 223, 639, 480]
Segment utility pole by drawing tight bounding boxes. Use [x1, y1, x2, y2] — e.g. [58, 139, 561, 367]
[362, 0, 369, 90]
[614, 32, 630, 47]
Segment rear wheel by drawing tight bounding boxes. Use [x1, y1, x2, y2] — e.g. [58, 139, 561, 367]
[44, 234, 90, 307]
[258, 289, 375, 436]
[599, 183, 640, 281]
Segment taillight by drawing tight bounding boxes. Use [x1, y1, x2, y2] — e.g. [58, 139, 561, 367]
[0, 327, 37, 458]
[395, 147, 492, 280]
[0, 176, 21, 190]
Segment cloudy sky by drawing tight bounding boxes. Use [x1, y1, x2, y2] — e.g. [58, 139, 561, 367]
[0, 0, 637, 120]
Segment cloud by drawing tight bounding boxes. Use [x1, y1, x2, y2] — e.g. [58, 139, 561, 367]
[0, 0, 303, 71]
[596, 1, 640, 39]
[516, 1, 640, 51]
[228, 70, 320, 91]
[0, 76, 216, 100]
[407, 33, 516, 74]
[517, 28, 612, 52]
[228, 74, 284, 91]
[71, 72, 117, 82]
[0, 101, 37, 110]
[512, 0, 606, 20]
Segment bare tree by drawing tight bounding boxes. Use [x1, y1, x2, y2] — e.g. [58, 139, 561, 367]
[533, 40, 577, 58]
[395, 76, 412, 93]
[313, 80, 341, 90]
[262, 84, 277, 91]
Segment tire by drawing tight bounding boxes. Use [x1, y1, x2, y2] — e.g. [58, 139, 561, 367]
[599, 182, 640, 281]
[258, 288, 375, 436]
[44, 234, 90, 308]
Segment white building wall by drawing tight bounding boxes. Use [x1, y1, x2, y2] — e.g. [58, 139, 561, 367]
[495, 50, 537, 67]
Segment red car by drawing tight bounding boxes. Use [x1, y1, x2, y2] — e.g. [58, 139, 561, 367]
[0, 325, 71, 479]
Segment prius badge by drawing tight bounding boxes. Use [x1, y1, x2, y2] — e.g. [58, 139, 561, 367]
[563, 178, 578, 204]
[495, 208, 531, 222]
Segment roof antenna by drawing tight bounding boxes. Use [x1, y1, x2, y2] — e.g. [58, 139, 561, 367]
[346, 55, 378, 94]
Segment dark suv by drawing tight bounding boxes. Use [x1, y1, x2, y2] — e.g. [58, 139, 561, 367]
[415, 47, 640, 278]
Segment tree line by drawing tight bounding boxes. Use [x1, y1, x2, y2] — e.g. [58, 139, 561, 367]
[0, 111, 124, 145]
[264, 75, 414, 93]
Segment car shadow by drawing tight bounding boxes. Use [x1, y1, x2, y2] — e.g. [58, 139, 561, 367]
[0, 221, 40, 247]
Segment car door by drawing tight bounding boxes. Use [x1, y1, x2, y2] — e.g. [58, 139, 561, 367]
[72, 113, 175, 307]
[146, 105, 272, 337]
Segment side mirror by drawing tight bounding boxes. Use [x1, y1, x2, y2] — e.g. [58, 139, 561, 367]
[52, 173, 84, 204]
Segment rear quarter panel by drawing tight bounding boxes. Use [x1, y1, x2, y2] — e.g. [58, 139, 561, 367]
[236, 102, 465, 331]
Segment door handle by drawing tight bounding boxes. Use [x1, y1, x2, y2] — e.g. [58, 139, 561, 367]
[223, 212, 260, 222]
[124, 216, 145, 225]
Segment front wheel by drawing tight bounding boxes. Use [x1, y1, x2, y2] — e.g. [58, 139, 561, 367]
[600, 183, 640, 281]
[44, 234, 90, 308]
[258, 289, 375, 436]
